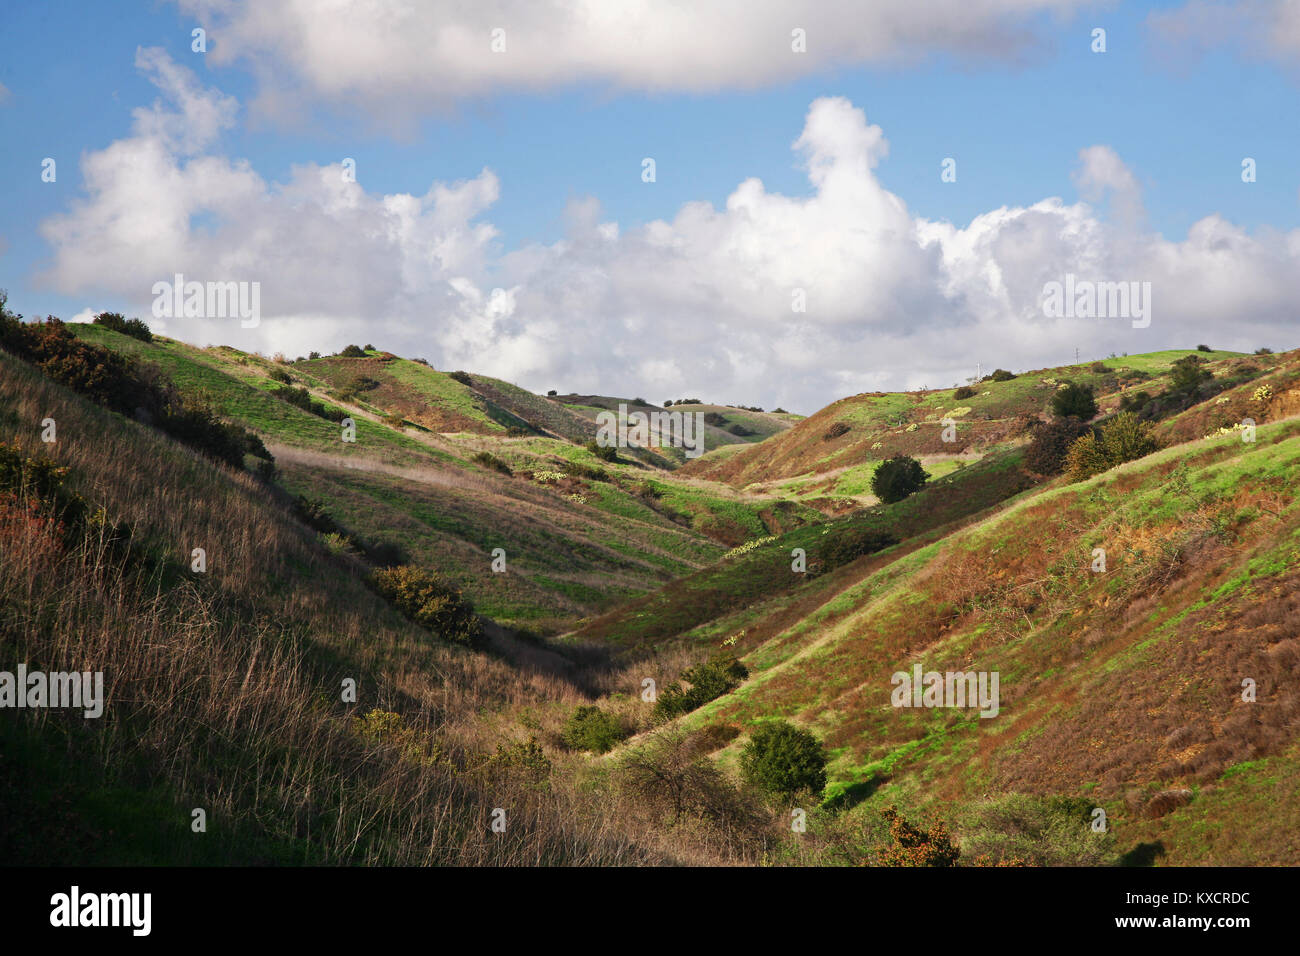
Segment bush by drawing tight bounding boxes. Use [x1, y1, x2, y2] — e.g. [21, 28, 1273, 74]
[308, 351, 321, 360]
[339, 344, 367, 358]
[989, 368, 1016, 382]
[820, 528, 897, 570]
[369, 565, 482, 647]
[878, 806, 960, 867]
[653, 655, 748, 722]
[548, 389, 558, 396]
[1064, 412, 1158, 482]
[472, 450, 513, 476]
[561, 706, 628, 754]
[1196, 343, 1212, 352]
[449, 370, 473, 386]
[1023, 418, 1091, 475]
[92, 311, 153, 342]
[1169, 354, 1213, 393]
[0, 314, 265, 471]
[823, 422, 851, 441]
[272, 385, 347, 422]
[586, 440, 619, 462]
[953, 385, 976, 400]
[1118, 390, 1152, 415]
[1255, 347, 1273, 355]
[870, 455, 929, 504]
[739, 720, 827, 798]
[1089, 361, 1108, 373]
[1050, 381, 1097, 420]
[268, 367, 294, 384]
[619, 728, 751, 822]
[958, 794, 1116, 866]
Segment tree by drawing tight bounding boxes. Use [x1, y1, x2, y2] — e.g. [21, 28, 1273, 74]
[1024, 418, 1091, 475]
[1064, 412, 1157, 482]
[340, 344, 366, 357]
[740, 720, 827, 798]
[989, 368, 1016, 382]
[1169, 355, 1212, 393]
[561, 706, 628, 754]
[871, 455, 929, 504]
[1050, 381, 1097, 420]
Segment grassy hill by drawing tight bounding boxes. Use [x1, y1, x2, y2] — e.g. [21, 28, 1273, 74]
[5, 305, 1297, 867]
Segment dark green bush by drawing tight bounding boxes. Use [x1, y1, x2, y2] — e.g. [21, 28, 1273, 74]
[823, 422, 850, 441]
[871, 455, 929, 504]
[1050, 381, 1097, 420]
[653, 655, 748, 722]
[339, 344, 366, 358]
[989, 369, 1016, 382]
[739, 720, 827, 798]
[92, 311, 153, 342]
[473, 450, 513, 476]
[586, 440, 619, 462]
[561, 706, 628, 754]
[449, 370, 473, 386]
[1023, 418, 1091, 476]
[1170, 354, 1213, 394]
[953, 386, 976, 400]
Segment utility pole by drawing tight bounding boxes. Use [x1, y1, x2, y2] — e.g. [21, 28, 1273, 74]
[976, 361, 982, 382]
[1075, 347, 1080, 365]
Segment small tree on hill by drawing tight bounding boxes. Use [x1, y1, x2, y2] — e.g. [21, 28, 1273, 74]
[1169, 354, 1212, 394]
[871, 455, 929, 504]
[1050, 381, 1097, 420]
[739, 720, 827, 799]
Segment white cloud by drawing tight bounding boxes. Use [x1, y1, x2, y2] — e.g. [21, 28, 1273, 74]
[173, 0, 1094, 123]
[36, 51, 1300, 412]
[1147, 1, 1300, 67]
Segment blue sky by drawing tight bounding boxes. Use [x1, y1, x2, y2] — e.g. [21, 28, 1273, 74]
[2, 1, 1298, 410]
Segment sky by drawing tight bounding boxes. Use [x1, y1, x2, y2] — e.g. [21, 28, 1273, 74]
[1, 0, 1298, 413]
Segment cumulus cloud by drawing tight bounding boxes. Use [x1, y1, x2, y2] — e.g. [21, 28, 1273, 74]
[36, 50, 1300, 412]
[172, 0, 1093, 123]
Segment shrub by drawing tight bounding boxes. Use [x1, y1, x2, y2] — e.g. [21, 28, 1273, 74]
[1023, 418, 1091, 475]
[1050, 381, 1097, 420]
[619, 728, 748, 821]
[820, 528, 898, 570]
[1170, 354, 1213, 393]
[449, 370, 473, 386]
[1064, 413, 1157, 481]
[339, 344, 367, 358]
[1118, 389, 1152, 415]
[739, 720, 827, 798]
[877, 806, 960, 867]
[953, 385, 976, 400]
[268, 367, 294, 384]
[1255, 347, 1273, 355]
[773, 406, 788, 413]
[989, 368, 1016, 382]
[561, 706, 628, 754]
[823, 422, 851, 441]
[272, 385, 347, 422]
[308, 350, 321, 360]
[871, 455, 929, 504]
[0, 314, 265, 471]
[958, 794, 1116, 866]
[92, 311, 153, 342]
[1196, 343, 1212, 352]
[369, 565, 482, 647]
[363, 343, 374, 351]
[585, 440, 619, 462]
[472, 450, 513, 476]
[1089, 361, 1108, 373]
[548, 389, 558, 396]
[653, 655, 748, 722]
